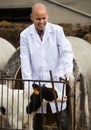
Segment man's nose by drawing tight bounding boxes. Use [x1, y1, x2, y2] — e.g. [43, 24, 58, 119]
[40, 19, 44, 24]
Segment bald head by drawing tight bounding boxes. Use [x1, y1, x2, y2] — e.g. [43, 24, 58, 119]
[30, 3, 48, 31]
[32, 3, 47, 15]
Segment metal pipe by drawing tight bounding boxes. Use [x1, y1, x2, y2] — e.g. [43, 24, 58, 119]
[45, 0, 91, 18]
[49, 70, 61, 130]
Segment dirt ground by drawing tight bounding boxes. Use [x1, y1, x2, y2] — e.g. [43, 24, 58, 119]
[0, 21, 91, 49]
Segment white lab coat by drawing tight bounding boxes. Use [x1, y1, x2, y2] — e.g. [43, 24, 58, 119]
[20, 22, 73, 113]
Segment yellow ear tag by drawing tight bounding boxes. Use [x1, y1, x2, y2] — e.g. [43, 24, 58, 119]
[34, 89, 40, 95]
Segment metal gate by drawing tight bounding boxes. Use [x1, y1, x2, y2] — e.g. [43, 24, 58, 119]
[0, 71, 82, 130]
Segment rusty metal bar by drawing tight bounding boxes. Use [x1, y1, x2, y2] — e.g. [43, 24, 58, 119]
[6, 80, 9, 124]
[39, 81, 45, 129]
[22, 82, 24, 129]
[60, 79, 65, 112]
[0, 81, 3, 128]
[49, 70, 62, 130]
[67, 84, 72, 130]
[11, 80, 14, 128]
[74, 81, 76, 130]
[0, 71, 77, 130]
[0, 78, 68, 85]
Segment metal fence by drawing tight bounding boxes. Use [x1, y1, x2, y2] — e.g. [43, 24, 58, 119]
[0, 71, 79, 130]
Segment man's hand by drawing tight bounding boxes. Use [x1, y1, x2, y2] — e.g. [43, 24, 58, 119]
[66, 72, 75, 88]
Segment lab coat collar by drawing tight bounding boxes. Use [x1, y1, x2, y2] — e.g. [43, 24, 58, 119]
[29, 24, 40, 43]
[44, 22, 52, 42]
[29, 22, 52, 43]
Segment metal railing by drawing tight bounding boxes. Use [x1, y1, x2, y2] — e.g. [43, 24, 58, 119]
[0, 71, 76, 130]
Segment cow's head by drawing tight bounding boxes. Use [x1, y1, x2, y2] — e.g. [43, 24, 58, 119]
[26, 83, 58, 114]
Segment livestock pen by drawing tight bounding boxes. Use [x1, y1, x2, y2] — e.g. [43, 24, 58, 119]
[0, 68, 82, 130]
[0, 36, 90, 130]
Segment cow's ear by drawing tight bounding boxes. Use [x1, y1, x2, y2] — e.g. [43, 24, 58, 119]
[34, 89, 40, 95]
[32, 83, 40, 89]
[32, 83, 35, 89]
[32, 83, 37, 89]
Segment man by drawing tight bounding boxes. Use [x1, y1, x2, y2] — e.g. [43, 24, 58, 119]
[20, 3, 74, 130]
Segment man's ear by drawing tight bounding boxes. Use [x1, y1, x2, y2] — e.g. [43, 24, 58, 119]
[30, 13, 33, 21]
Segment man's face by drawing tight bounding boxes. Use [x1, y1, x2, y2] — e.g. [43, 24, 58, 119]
[30, 9, 48, 31]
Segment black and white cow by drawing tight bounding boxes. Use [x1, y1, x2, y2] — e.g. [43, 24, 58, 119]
[0, 83, 58, 130]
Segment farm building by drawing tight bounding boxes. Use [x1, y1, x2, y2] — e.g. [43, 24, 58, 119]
[0, 36, 91, 130]
[0, 0, 91, 129]
[0, 0, 91, 25]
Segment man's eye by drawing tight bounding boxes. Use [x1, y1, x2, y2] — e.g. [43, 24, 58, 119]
[36, 17, 46, 21]
[36, 18, 41, 21]
[43, 17, 46, 20]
